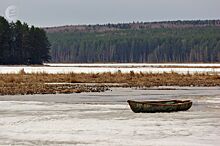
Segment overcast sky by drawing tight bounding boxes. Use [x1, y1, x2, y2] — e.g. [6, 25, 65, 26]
[0, 0, 219, 27]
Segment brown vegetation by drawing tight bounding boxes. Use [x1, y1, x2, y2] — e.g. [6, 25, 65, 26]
[0, 72, 220, 95]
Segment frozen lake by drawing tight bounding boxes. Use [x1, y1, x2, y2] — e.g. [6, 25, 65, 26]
[0, 63, 220, 74]
[0, 87, 220, 146]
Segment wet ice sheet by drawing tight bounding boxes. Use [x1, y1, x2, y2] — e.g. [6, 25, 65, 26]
[1, 87, 220, 104]
[0, 87, 220, 146]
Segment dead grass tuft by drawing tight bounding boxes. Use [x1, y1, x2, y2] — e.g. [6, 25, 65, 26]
[18, 68, 26, 75]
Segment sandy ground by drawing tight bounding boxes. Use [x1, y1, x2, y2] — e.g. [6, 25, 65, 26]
[0, 87, 220, 146]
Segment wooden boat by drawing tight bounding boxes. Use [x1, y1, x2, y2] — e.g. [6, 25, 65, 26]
[127, 100, 192, 113]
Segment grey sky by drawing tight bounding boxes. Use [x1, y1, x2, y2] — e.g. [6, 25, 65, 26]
[0, 0, 219, 27]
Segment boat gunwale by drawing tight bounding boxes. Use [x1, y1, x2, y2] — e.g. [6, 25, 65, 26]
[127, 100, 192, 106]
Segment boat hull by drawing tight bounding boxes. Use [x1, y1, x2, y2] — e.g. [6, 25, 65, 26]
[127, 100, 192, 113]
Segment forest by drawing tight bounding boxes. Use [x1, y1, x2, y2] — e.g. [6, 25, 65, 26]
[47, 20, 220, 63]
[0, 16, 50, 65]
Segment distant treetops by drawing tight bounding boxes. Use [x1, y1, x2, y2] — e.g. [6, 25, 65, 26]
[0, 16, 51, 65]
[47, 22, 220, 63]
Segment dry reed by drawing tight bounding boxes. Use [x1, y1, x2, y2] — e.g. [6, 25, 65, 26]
[0, 72, 219, 95]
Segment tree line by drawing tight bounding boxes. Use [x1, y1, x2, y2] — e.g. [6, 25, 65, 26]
[47, 24, 220, 63]
[0, 16, 51, 65]
[44, 20, 220, 33]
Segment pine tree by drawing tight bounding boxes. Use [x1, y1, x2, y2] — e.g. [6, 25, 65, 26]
[28, 26, 51, 64]
[0, 17, 11, 64]
[0, 16, 51, 65]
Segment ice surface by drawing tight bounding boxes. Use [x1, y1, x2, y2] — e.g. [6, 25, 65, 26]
[45, 63, 220, 67]
[0, 64, 220, 74]
[0, 87, 220, 146]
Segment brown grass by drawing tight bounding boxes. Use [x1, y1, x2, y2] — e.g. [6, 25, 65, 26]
[0, 72, 220, 95]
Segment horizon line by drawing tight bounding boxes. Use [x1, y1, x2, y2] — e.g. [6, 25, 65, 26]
[42, 19, 220, 28]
